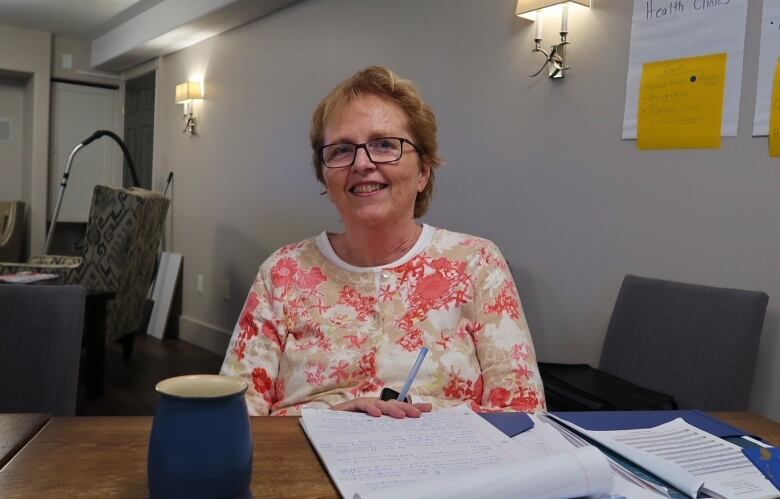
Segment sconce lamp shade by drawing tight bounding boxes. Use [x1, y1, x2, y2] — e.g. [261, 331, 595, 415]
[175, 81, 203, 103]
[515, 0, 590, 19]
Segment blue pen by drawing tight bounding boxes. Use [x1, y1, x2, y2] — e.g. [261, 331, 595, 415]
[397, 347, 428, 401]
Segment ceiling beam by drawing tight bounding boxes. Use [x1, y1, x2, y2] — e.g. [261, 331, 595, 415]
[91, 0, 300, 72]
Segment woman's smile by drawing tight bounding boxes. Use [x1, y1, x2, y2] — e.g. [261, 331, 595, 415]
[350, 182, 388, 195]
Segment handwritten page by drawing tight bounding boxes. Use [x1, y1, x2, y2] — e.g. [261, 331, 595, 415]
[300, 405, 612, 499]
[770, 60, 780, 157]
[637, 53, 726, 149]
[358, 445, 610, 499]
[753, 0, 780, 136]
[552, 417, 780, 499]
[622, 0, 748, 139]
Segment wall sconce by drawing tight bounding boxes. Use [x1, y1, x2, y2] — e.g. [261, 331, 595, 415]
[516, 0, 590, 79]
[175, 81, 203, 135]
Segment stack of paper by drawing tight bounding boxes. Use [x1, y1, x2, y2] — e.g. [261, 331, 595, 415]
[300, 406, 780, 498]
[551, 416, 780, 499]
[0, 271, 59, 283]
[517, 414, 673, 498]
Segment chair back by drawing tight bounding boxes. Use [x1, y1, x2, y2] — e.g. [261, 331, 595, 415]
[0, 284, 87, 416]
[0, 201, 25, 262]
[598, 274, 768, 410]
[74, 185, 170, 342]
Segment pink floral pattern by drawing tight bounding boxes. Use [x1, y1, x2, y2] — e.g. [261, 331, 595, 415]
[251, 367, 275, 405]
[220, 227, 545, 415]
[232, 292, 261, 361]
[483, 282, 522, 319]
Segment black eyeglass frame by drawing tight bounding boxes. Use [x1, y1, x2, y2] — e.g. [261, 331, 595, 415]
[319, 137, 420, 169]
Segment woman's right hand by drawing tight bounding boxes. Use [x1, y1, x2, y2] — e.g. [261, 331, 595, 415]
[332, 397, 432, 418]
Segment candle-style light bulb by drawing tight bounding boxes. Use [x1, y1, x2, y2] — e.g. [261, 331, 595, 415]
[535, 9, 543, 40]
[561, 2, 569, 33]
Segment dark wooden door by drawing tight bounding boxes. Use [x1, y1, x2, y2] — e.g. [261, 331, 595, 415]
[123, 72, 155, 189]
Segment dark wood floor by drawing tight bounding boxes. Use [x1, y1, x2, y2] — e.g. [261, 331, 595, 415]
[76, 333, 223, 416]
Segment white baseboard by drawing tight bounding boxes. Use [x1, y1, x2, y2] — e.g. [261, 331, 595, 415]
[178, 315, 232, 356]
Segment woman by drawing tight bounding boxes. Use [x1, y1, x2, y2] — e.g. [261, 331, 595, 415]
[221, 66, 545, 417]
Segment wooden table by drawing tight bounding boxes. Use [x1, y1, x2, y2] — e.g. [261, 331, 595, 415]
[0, 412, 777, 498]
[0, 414, 49, 470]
[710, 411, 780, 444]
[0, 415, 338, 498]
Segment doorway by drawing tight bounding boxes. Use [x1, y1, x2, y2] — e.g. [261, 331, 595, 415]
[123, 72, 155, 189]
[48, 81, 119, 255]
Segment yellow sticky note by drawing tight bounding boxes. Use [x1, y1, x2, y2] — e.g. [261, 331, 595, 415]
[637, 53, 726, 150]
[769, 59, 780, 157]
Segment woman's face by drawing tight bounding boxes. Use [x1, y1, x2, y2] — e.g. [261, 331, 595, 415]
[322, 94, 430, 231]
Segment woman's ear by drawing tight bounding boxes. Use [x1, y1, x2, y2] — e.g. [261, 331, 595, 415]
[417, 162, 431, 193]
[320, 178, 332, 200]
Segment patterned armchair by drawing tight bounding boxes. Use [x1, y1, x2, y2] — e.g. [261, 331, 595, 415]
[0, 185, 170, 344]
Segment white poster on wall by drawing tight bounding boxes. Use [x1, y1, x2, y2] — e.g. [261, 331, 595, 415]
[622, 0, 749, 139]
[753, 0, 780, 136]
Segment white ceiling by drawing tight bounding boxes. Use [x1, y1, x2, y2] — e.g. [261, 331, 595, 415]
[0, 0, 300, 71]
[0, 0, 163, 38]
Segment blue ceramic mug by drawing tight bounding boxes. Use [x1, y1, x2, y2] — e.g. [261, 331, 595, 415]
[148, 375, 253, 499]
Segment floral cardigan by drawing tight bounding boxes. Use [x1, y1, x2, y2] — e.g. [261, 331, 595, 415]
[220, 225, 546, 415]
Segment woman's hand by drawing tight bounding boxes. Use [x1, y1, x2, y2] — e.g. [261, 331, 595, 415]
[332, 397, 432, 418]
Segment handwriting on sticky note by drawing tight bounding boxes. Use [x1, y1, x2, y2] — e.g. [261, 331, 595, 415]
[769, 59, 780, 157]
[638, 53, 726, 149]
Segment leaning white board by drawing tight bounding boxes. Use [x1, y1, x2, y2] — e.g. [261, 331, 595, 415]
[147, 252, 182, 339]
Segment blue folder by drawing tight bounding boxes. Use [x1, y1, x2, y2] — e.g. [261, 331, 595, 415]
[551, 409, 751, 439]
[743, 447, 780, 489]
[479, 409, 752, 440]
[478, 412, 534, 437]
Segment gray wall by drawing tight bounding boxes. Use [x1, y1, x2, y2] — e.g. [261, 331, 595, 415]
[0, 77, 25, 200]
[0, 23, 51, 255]
[52, 35, 119, 88]
[157, 0, 780, 420]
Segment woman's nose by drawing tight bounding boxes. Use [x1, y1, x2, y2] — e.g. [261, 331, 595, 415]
[351, 146, 376, 173]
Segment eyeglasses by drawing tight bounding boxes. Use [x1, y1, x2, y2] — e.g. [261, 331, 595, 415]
[319, 137, 419, 169]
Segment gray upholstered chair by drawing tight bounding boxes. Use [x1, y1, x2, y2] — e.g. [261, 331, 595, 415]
[598, 274, 768, 410]
[0, 284, 87, 416]
[0, 200, 25, 262]
[541, 275, 768, 411]
[0, 185, 170, 348]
